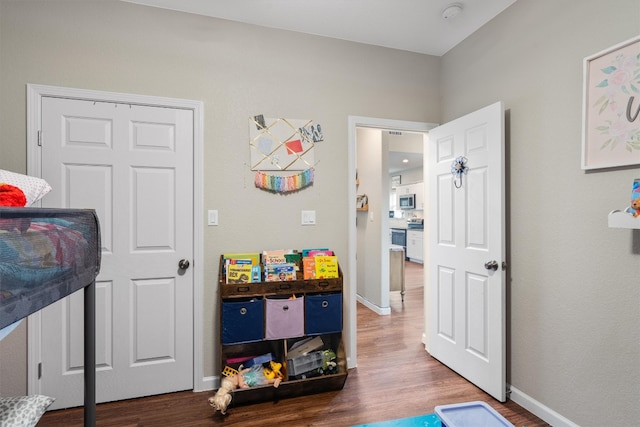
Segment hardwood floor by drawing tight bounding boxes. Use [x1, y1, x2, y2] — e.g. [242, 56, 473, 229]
[39, 261, 549, 427]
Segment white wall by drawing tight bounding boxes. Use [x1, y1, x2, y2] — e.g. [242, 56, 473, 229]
[394, 167, 423, 187]
[356, 128, 390, 312]
[441, 0, 640, 425]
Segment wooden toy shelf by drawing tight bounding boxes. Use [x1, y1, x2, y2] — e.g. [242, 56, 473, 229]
[217, 255, 348, 407]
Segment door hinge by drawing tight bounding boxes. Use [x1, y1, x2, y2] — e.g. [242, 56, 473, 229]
[37, 130, 42, 147]
[38, 362, 42, 379]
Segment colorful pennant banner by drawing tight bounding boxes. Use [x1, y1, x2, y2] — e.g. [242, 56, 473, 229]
[254, 168, 315, 193]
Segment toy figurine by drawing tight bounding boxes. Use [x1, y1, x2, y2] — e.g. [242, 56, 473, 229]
[631, 198, 640, 217]
[208, 364, 282, 414]
[263, 361, 284, 381]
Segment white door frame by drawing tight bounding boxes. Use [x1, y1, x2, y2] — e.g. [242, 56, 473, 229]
[347, 116, 435, 368]
[25, 84, 208, 393]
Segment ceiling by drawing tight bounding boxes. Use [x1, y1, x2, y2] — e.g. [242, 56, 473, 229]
[389, 151, 423, 175]
[122, 0, 517, 56]
[122, 0, 515, 173]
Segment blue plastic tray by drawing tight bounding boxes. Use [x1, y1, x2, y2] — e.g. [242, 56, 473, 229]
[352, 413, 442, 426]
[435, 401, 514, 427]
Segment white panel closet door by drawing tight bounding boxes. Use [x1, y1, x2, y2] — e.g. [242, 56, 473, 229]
[39, 97, 194, 409]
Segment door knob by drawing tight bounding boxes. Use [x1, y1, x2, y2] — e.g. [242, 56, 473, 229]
[484, 260, 499, 271]
[178, 259, 190, 270]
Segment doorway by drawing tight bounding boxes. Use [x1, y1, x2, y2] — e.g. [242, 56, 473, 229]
[347, 116, 436, 368]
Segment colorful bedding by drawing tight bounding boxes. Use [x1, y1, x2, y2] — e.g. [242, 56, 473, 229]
[0, 208, 100, 330]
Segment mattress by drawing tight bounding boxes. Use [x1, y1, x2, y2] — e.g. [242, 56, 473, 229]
[0, 207, 101, 330]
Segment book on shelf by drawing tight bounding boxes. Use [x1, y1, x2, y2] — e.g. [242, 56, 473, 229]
[314, 255, 339, 279]
[222, 253, 260, 276]
[306, 249, 333, 257]
[262, 249, 294, 266]
[223, 252, 260, 265]
[251, 265, 261, 282]
[265, 263, 296, 282]
[226, 262, 254, 284]
[302, 248, 329, 257]
[284, 252, 302, 269]
[303, 257, 316, 280]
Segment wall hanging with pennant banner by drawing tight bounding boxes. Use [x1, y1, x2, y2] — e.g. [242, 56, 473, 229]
[249, 114, 322, 193]
[254, 168, 315, 193]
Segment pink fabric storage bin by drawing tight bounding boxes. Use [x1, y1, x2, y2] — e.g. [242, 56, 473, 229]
[265, 296, 304, 339]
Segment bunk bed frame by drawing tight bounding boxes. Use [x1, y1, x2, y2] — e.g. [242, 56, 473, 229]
[0, 207, 101, 427]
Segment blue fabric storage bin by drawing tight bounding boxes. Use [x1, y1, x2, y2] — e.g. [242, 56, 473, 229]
[222, 298, 264, 344]
[265, 296, 304, 339]
[305, 293, 342, 335]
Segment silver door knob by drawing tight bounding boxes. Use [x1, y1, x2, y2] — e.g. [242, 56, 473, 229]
[178, 259, 190, 270]
[484, 260, 499, 271]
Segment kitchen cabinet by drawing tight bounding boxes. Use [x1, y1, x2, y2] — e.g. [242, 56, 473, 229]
[406, 229, 423, 263]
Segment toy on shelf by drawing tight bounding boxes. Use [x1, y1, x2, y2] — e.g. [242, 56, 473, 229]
[630, 198, 640, 217]
[221, 366, 238, 377]
[208, 364, 282, 415]
[263, 361, 284, 381]
[608, 179, 640, 228]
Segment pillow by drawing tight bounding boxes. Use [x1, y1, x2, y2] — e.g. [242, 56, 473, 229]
[0, 395, 55, 427]
[0, 170, 51, 206]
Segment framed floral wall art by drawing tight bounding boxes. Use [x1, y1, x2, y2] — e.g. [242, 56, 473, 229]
[582, 35, 640, 170]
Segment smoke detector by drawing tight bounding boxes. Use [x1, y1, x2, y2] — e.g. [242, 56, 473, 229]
[442, 3, 463, 20]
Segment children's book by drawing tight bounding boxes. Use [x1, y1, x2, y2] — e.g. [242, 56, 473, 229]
[307, 250, 334, 257]
[226, 262, 253, 284]
[262, 249, 293, 266]
[284, 252, 302, 270]
[223, 253, 260, 265]
[265, 263, 296, 281]
[303, 257, 316, 280]
[302, 248, 329, 257]
[223, 258, 250, 274]
[314, 255, 339, 279]
[251, 265, 261, 282]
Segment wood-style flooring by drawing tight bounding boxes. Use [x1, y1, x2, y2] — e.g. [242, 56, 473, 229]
[39, 261, 549, 427]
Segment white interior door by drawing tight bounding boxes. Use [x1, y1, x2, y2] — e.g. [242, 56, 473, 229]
[427, 101, 506, 402]
[38, 96, 194, 409]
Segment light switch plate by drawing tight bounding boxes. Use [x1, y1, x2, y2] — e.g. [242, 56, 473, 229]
[208, 210, 218, 226]
[301, 210, 316, 225]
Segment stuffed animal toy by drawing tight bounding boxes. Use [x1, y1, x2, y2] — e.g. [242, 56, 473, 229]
[0, 183, 30, 232]
[0, 183, 27, 207]
[631, 198, 640, 217]
[208, 364, 282, 415]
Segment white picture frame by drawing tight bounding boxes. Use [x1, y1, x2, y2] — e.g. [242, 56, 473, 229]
[581, 35, 640, 170]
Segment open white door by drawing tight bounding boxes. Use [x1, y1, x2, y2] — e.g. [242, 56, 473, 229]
[427, 102, 506, 402]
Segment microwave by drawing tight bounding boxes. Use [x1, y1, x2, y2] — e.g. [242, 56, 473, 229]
[399, 194, 415, 209]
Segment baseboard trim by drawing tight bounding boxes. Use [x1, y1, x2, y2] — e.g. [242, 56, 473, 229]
[356, 295, 390, 315]
[197, 376, 216, 392]
[509, 385, 579, 427]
